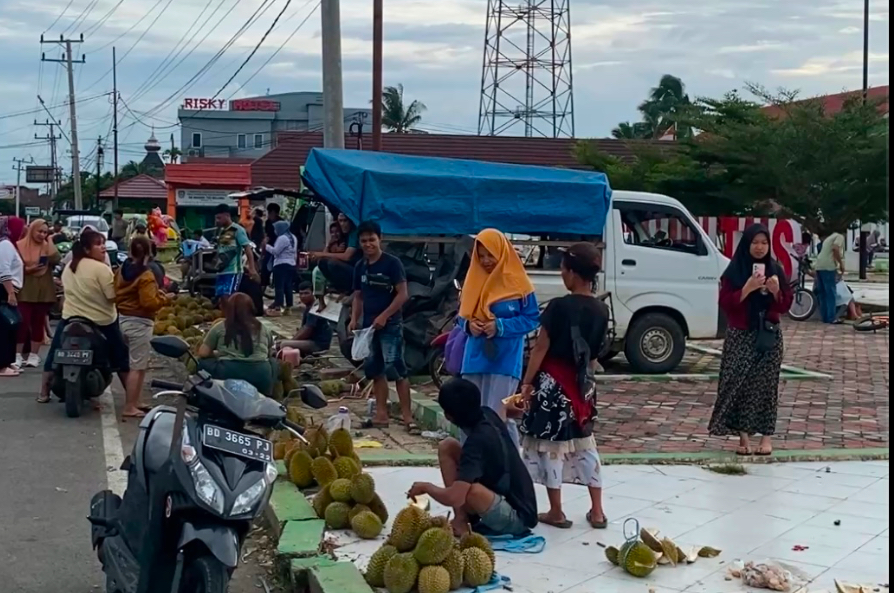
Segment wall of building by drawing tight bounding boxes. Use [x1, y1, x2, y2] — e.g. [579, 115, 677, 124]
[178, 91, 371, 161]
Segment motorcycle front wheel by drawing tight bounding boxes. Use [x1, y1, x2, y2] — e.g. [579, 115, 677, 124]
[180, 556, 230, 593]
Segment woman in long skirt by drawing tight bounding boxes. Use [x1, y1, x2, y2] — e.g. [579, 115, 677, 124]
[709, 224, 793, 456]
[518, 243, 610, 529]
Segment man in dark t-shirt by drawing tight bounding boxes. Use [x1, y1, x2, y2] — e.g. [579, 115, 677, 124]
[409, 378, 538, 537]
[349, 221, 417, 432]
[282, 282, 333, 355]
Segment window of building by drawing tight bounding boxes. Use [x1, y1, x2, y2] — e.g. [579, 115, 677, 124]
[191, 133, 202, 148]
[237, 134, 246, 149]
[254, 134, 264, 149]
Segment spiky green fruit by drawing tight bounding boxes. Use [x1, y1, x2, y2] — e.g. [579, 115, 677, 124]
[351, 510, 384, 540]
[350, 473, 376, 505]
[329, 427, 354, 457]
[329, 478, 353, 503]
[387, 506, 427, 552]
[312, 484, 333, 519]
[311, 456, 338, 487]
[413, 527, 455, 566]
[459, 531, 495, 568]
[417, 565, 451, 593]
[364, 544, 398, 588]
[324, 502, 352, 530]
[383, 553, 419, 593]
[442, 549, 464, 590]
[461, 548, 493, 587]
[288, 451, 315, 489]
[333, 456, 361, 480]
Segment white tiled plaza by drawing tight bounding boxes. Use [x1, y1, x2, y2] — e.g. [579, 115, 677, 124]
[330, 461, 890, 593]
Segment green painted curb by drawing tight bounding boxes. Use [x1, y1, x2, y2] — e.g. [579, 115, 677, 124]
[277, 519, 326, 559]
[269, 481, 319, 523]
[686, 343, 833, 381]
[308, 562, 375, 593]
[290, 557, 341, 590]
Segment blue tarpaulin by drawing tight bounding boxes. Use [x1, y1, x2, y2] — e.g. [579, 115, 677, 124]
[301, 148, 612, 236]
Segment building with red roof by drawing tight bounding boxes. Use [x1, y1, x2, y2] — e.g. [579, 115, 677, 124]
[761, 85, 889, 118]
[99, 174, 168, 212]
[164, 162, 252, 229]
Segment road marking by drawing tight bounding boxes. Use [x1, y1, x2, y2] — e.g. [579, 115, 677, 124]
[100, 387, 128, 495]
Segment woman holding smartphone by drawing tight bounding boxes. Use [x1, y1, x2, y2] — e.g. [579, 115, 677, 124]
[709, 224, 793, 456]
[16, 219, 60, 368]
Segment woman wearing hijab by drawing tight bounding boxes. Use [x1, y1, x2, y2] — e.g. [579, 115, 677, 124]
[0, 217, 26, 376]
[709, 224, 793, 456]
[457, 228, 540, 447]
[15, 219, 61, 368]
[265, 220, 298, 316]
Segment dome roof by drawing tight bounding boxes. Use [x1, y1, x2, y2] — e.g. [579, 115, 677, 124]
[145, 127, 161, 153]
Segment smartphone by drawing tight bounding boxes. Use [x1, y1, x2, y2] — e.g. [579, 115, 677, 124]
[753, 263, 766, 278]
[38, 256, 48, 267]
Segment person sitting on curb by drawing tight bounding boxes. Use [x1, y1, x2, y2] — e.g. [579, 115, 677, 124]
[408, 378, 538, 538]
[278, 282, 333, 357]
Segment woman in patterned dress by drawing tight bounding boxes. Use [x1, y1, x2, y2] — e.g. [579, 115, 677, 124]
[709, 224, 793, 456]
[518, 243, 610, 530]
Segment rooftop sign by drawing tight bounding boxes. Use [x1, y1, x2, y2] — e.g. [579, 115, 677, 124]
[230, 99, 280, 112]
[182, 98, 227, 110]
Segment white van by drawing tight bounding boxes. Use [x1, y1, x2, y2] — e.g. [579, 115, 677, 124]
[529, 191, 730, 373]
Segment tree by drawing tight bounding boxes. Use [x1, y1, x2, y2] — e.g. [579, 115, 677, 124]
[612, 75, 692, 140]
[612, 122, 652, 140]
[163, 147, 182, 164]
[381, 84, 427, 133]
[119, 161, 152, 180]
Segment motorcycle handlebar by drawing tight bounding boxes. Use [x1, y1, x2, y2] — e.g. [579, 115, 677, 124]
[151, 379, 183, 391]
[282, 420, 306, 436]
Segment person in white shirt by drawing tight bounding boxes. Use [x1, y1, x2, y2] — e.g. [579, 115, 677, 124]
[265, 220, 298, 316]
[0, 216, 27, 377]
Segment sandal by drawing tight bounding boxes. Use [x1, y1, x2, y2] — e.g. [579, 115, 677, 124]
[586, 511, 608, 529]
[539, 513, 574, 529]
[755, 446, 774, 457]
[736, 446, 754, 456]
[36, 395, 51, 404]
[0, 368, 21, 377]
[361, 418, 390, 430]
[405, 422, 422, 436]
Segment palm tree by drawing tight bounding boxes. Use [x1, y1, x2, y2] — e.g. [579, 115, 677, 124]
[119, 161, 151, 180]
[612, 121, 653, 140]
[163, 147, 182, 164]
[637, 75, 692, 139]
[381, 84, 427, 133]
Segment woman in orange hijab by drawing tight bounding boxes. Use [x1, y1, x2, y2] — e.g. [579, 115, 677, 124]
[16, 219, 60, 370]
[456, 229, 540, 447]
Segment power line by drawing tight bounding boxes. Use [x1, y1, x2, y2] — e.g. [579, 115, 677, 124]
[44, 0, 76, 33]
[62, 0, 100, 36]
[0, 92, 108, 121]
[82, 0, 126, 37]
[86, 0, 166, 55]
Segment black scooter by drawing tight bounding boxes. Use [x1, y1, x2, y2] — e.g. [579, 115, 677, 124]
[88, 336, 327, 593]
[51, 316, 114, 418]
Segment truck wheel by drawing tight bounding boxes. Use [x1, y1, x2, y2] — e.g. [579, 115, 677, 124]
[179, 556, 230, 593]
[64, 380, 84, 418]
[625, 313, 685, 374]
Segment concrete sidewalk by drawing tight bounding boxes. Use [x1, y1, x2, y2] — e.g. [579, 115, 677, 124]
[329, 462, 889, 593]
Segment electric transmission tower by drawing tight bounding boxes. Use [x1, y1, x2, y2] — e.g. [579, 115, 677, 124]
[478, 0, 575, 138]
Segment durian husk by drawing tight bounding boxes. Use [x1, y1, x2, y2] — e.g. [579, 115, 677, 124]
[697, 546, 722, 558]
[640, 528, 664, 554]
[660, 537, 679, 567]
[605, 546, 620, 566]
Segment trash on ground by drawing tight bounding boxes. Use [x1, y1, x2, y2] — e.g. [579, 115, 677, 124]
[834, 580, 889, 593]
[421, 430, 452, 440]
[354, 439, 384, 449]
[729, 561, 793, 591]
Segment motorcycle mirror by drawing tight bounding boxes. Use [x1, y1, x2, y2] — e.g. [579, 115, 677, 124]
[150, 336, 191, 359]
[292, 385, 328, 410]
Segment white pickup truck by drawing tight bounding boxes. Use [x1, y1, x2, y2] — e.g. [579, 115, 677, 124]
[528, 190, 729, 373]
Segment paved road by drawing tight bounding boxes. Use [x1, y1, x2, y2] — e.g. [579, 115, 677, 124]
[0, 359, 280, 593]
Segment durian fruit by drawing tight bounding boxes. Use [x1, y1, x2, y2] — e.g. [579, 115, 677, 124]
[640, 528, 664, 554]
[619, 540, 658, 578]
[365, 544, 398, 588]
[319, 380, 344, 398]
[605, 546, 620, 566]
[288, 451, 315, 489]
[273, 442, 288, 461]
[165, 326, 183, 336]
[413, 527, 455, 566]
[175, 315, 190, 331]
[313, 484, 333, 519]
[334, 456, 361, 480]
[203, 312, 216, 323]
[461, 548, 493, 587]
[368, 494, 390, 524]
[387, 506, 428, 552]
[157, 306, 175, 319]
[311, 457, 339, 488]
[349, 504, 372, 522]
[350, 473, 376, 505]
[350, 452, 363, 469]
[329, 478, 353, 503]
[324, 501, 352, 529]
[426, 515, 451, 532]
[284, 441, 304, 467]
[272, 383, 284, 401]
[329, 428, 354, 456]
[305, 427, 329, 455]
[153, 321, 168, 336]
[383, 553, 420, 593]
[417, 565, 451, 593]
[442, 548, 465, 591]
[351, 510, 384, 540]
[459, 531, 495, 568]
[285, 406, 306, 427]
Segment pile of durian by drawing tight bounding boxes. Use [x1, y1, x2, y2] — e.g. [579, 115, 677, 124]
[604, 525, 722, 579]
[365, 506, 496, 593]
[152, 295, 220, 346]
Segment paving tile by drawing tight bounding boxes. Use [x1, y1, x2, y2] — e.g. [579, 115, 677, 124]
[802, 511, 890, 536]
[827, 499, 889, 521]
[563, 571, 686, 593]
[498, 560, 599, 593]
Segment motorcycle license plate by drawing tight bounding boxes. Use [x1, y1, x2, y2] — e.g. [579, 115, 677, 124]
[201, 425, 273, 463]
[55, 350, 94, 365]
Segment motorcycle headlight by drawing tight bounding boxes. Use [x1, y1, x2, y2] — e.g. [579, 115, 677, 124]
[264, 462, 279, 485]
[181, 423, 197, 465]
[189, 461, 225, 515]
[230, 477, 268, 517]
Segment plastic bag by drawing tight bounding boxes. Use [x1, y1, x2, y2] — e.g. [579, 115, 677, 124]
[351, 327, 375, 360]
[444, 325, 467, 375]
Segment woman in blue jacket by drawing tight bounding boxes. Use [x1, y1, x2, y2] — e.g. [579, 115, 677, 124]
[457, 229, 540, 447]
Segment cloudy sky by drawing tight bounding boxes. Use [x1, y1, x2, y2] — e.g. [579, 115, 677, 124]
[0, 0, 889, 185]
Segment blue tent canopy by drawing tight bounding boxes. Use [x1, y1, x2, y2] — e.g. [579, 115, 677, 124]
[301, 148, 612, 236]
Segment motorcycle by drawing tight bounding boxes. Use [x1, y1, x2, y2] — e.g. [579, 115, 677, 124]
[88, 335, 327, 593]
[51, 317, 115, 418]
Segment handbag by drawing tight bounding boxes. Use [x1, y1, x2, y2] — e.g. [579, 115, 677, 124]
[0, 303, 22, 328]
[443, 325, 467, 375]
[755, 311, 780, 353]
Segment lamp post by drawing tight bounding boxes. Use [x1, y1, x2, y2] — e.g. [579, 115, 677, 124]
[858, 0, 870, 280]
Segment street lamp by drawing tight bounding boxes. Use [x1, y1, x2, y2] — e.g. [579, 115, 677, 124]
[858, 0, 870, 280]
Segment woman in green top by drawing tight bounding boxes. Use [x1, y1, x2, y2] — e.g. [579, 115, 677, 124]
[198, 293, 278, 396]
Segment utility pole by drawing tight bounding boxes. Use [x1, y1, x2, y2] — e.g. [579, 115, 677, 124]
[96, 136, 104, 211]
[12, 157, 34, 218]
[349, 112, 368, 150]
[320, 0, 345, 149]
[41, 34, 85, 209]
[112, 46, 119, 209]
[371, 0, 383, 151]
[859, 0, 870, 280]
[35, 120, 61, 201]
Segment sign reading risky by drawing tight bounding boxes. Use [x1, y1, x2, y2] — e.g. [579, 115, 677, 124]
[182, 98, 227, 110]
[229, 99, 281, 112]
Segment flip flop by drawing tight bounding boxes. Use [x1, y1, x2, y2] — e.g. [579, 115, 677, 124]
[755, 448, 774, 457]
[361, 419, 390, 430]
[587, 511, 608, 529]
[538, 513, 574, 529]
[122, 410, 147, 419]
[0, 368, 21, 377]
[736, 446, 753, 456]
[36, 395, 51, 404]
[405, 422, 422, 436]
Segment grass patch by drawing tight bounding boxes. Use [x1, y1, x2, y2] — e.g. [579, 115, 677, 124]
[704, 463, 748, 476]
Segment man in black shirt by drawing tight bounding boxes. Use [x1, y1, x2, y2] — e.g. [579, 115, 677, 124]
[281, 282, 333, 355]
[409, 378, 538, 537]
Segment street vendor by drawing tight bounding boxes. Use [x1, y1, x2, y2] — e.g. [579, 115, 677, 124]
[309, 213, 359, 294]
[408, 378, 538, 537]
